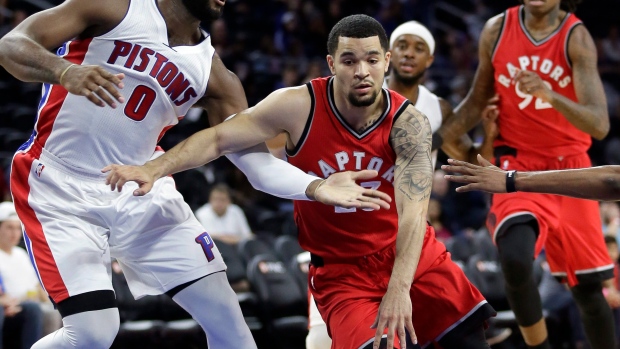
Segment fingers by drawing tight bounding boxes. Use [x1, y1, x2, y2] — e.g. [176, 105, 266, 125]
[372, 317, 387, 349]
[398, 325, 407, 349]
[82, 86, 106, 107]
[93, 84, 118, 108]
[386, 318, 396, 349]
[362, 188, 392, 203]
[455, 184, 475, 193]
[134, 182, 153, 196]
[97, 69, 125, 103]
[487, 94, 499, 104]
[477, 154, 494, 167]
[406, 320, 417, 346]
[349, 169, 379, 181]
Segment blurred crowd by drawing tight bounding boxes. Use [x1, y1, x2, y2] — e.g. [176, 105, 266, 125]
[0, 0, 620, 348]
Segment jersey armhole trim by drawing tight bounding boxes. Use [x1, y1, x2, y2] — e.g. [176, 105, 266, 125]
[391, 99, 412, 124]
[491, 11, 507, 62]
[564, 22, 583, 69]
[286, 82, 315, 158]
[96, 0, 133, 39]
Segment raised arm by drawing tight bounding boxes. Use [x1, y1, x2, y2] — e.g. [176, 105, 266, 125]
[371, 105, 432, 348]
[514, 25, 609, 139]
[435, 14, 502, 147]
[0, 0, 126, 107]
[443, 156, 620, 201]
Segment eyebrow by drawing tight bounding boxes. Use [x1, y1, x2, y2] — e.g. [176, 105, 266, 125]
[339, 50, 382, 58]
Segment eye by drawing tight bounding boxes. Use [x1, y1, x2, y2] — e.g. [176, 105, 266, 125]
[369, 59, 379, 64]
[343, 60, 353, 65]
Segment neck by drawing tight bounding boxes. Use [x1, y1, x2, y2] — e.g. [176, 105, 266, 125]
[386, 75, 420, 104]
[333, 79, 385, 132]
[523, 5, 563, 33]
[157, 0, 202, 46]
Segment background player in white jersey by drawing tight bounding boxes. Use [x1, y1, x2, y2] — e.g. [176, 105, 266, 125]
[385, 21, 498, 166]
[0, 1, 391, 348]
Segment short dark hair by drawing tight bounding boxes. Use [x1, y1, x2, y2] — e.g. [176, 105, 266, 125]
[327, 14, 389, 56]
[605, 234, 618, 245]
[210, 183, 231, 197]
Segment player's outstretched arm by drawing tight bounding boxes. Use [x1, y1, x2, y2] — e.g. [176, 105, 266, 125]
[102, 74, 392, 209]
[0, 0, 126, 107]
[435, 14, 502, 148]
[443, 155, 620, 201]
[371, 106, 432, 349]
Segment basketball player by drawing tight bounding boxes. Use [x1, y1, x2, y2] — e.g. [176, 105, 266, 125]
[0, 1, 391, 348]
[434, 0, 615, 348]
[444, 155, 620, 202]
[105, 15, 496, 349]
[385, 21, 498, 165]
[305, 20, 501, 349]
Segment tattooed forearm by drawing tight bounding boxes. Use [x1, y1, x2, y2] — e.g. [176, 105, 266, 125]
[390, 106, 432, 202]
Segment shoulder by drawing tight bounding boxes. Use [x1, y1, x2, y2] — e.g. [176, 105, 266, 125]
[62, 0, 130, 35]
[480, 13, 506, 53]
[567, 23, 596, 60]
[393, 105, 432, 133]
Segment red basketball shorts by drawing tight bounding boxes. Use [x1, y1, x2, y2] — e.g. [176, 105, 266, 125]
[488, 151, 613, 286]
[309, 226, 495, 349]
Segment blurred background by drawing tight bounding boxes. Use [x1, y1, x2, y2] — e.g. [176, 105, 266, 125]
[0, 0, 619, 348]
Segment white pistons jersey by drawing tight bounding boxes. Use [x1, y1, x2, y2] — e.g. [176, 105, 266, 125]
[24, 0, 214, 174]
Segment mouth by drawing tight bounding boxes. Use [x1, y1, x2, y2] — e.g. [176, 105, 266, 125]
[354, 83, 373, 94]
[528, 0, 545, 6]
[399, 61, 416, 73]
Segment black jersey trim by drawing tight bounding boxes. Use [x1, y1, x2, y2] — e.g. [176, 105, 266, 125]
[391, 99, 412, 124]
[519, 5, 571, 46]
[327, 77, 390, 140]
[286, 82, 316, 157]
[491, 11, 507, 62]
[564, 22, 582, 69]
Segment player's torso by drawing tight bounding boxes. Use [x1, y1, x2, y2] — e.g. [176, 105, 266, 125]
[288, 76, 410, 258]
[26, 0, 214, 173]
[492, 6, 589, 158]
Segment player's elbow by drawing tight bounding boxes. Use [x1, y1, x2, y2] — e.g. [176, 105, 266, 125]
[592, 112, 610, 141]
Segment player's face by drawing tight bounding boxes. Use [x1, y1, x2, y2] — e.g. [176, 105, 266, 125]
[327, 36, 390, 107]
[0, 220, 22, 250]
[181, 0, 225, 22]
[389, 34, 433, 86]
[522, 0, 561, 16]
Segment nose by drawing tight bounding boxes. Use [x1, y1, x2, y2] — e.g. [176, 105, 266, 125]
[355, 61, 370, 79]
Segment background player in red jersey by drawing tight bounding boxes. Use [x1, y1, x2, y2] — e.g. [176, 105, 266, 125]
[105, 14, 496, 349]
[0, 1, 391, 348]
[434, 0, 614, 348]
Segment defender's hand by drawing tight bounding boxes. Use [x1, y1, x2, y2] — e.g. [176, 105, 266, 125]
[60, 64, 125, 108]
[101, 164, 157, 196]
[313, 170, 392, 210]
[442, 155, 507, 193]
[370, 286, 416, 349]
[481, 94, 500, 140]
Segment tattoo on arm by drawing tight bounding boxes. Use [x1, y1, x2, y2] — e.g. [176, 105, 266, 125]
[390, 107, 433, 201]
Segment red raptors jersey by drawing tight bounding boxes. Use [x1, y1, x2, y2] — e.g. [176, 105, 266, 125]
[492, 6, 588, 158]
[287, 77, 410, 258]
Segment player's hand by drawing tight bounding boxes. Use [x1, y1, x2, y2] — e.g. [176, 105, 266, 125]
[481, 94, 499, 141]
[313, 170, 392, 210]
[370, 286, 416, 349]
[606, 288, 620, 308]
[514, 70, 552, 103]
[101, 164, 157, 196]
[441, 155, 507, 193]
[60, 64, 125, 108]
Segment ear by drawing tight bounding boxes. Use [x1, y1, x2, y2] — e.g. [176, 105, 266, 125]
[425, 54, 435, 69]
[326, 55, 336, 75]
[384, 51, 391, 73]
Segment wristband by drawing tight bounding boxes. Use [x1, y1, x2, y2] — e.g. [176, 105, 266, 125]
[59, 64, 76, 85]
[506, 170, 517, 193]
